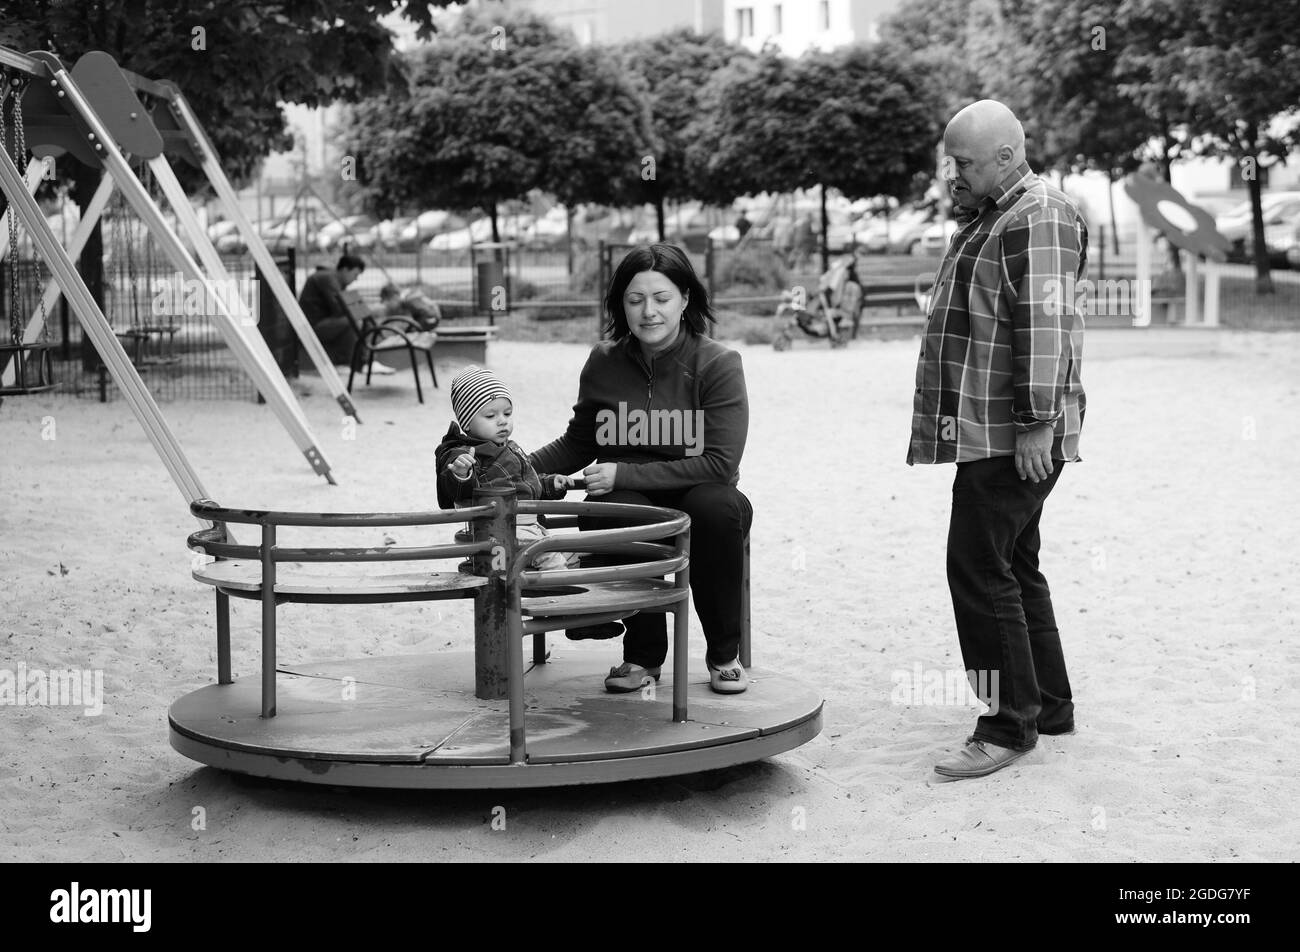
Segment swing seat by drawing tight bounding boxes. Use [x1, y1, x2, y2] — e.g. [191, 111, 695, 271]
[0, 342, 56, 395]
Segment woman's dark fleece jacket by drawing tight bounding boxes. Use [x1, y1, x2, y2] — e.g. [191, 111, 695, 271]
[435, 424, 567, 509]
[529, 330, 748, 491]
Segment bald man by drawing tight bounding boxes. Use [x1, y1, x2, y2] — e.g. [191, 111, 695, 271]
[909, 100, 1087, 780]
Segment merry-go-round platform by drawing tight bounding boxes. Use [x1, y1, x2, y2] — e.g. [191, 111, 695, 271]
[169, 650, 822, 789]
[172, 491, 822, 789]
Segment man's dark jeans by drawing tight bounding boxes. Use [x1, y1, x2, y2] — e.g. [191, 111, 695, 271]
[947, 456, 1074, 751]
[576, 484, 752, 670]
[311, 316, 359, 366]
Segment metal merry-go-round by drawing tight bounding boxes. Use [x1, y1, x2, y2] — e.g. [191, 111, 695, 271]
[173, 487, 824, 789]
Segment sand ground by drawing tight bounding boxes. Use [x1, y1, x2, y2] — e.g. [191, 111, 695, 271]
[1, 328, 1297, 862]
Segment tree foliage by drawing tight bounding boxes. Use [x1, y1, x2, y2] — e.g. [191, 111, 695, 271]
[687, 45, 942, 204]
[346, 6, 651, 237]
[613, 28, 750, 238]
[0, 0, 453, 188]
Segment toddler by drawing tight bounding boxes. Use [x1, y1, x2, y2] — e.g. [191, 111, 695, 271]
[436, 366, 577, 571]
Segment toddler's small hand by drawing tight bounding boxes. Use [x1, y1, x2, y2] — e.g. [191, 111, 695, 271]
[552, 474, 574, 492]
[449, 452, 475, 479]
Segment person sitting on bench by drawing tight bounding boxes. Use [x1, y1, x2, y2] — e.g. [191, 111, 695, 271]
[379, 283, 441, 332]
[298, 254, 397, 375]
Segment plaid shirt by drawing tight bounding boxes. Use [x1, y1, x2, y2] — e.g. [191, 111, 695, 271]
[908, 161, 1088, 465]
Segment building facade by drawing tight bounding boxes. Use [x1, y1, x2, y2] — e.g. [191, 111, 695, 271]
[509, 0, 725, 44]
[723, 0, 900, 55]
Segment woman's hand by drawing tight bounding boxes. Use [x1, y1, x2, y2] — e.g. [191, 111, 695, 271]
[582, 462, 618, 496]
[449, 451, 475, 479]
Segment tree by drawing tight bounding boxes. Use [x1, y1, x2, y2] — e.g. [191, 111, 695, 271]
[0, 0, 452, 188]
[1007, 0, 1170, 252]
[0, 0, 452, 349]
[1119, 0, 1300, 292]
[613, 29, 749, 241]
[346, 7, 651, 249]
[688, 44, 943, 271]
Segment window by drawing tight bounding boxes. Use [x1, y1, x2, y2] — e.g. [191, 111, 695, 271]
[736, 7, 754, 38]
[773, 4, 782, 33]
[819, 0, 830, 30]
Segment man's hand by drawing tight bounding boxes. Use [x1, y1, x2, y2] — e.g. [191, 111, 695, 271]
[1015, 424, 1055, 482]
[583, 462, 618, 496]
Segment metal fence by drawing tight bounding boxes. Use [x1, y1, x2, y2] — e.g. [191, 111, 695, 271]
[5, 226, 1292, 403]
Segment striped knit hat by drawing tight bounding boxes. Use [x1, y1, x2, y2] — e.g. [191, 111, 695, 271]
[450, 365, 512, 428]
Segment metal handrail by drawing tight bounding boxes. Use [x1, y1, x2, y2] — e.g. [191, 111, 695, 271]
[504, 500, 693, 763]
[191, 498, 497, 528]
[508, 513, 689, 585]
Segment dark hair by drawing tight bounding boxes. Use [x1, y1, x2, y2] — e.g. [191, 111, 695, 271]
[337, 254, 366, 272]
[602, 243, 715, 341]
[379, 283, 401, 299]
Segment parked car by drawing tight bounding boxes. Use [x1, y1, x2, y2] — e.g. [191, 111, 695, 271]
[628, 205, 714, 252]
[316, 214, 378, 251]
[1215, 191, 1300, 264]
[919, 218, 959, 255]
[399, 210, 462, 247]
[517, 206, 570, 249]
[428, 217, 494, 252]
[824, 211, 863, 253]
[206, 219, 240, 244]
[371, 216, 415, 250]
[256, 217, 310, 252]
[855, 207, 935, 254]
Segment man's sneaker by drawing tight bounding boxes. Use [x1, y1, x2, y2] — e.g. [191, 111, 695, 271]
[369, 361, 398, 376]
[934, 736, 1032, 779]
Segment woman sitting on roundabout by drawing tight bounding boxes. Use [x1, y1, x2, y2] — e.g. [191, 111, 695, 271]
[530, 243, 754, 695]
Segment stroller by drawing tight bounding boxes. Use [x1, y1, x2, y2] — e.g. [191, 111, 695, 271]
[772, 256, 863, 351]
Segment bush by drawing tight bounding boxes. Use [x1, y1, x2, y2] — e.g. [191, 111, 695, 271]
[715, 247, 788, 293]
[571, 253, 604, 295]
[509, 277, 540, 301]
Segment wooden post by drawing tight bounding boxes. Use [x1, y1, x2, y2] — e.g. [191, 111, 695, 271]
[672, 525, 692, 724]
[216, 590, 231, 685]
[260, 523, 276, 718]
[740, 534, 752, 670]
[471, 486, 516, 700]
[1133, 217, 1153, 328]
[1183, 252, 1199, 326]
[1204, 260, 1221, 327]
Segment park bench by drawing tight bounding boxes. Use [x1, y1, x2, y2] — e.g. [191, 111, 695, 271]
[340, 288, 440, 401]
[432, 323, 498, 364]
[852, 277, 929, 336]
[1148, 290, 1186, 324]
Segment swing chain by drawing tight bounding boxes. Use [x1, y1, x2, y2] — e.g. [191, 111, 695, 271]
[10, 77, 47, 338]
[2, 71, 46, 346]
[2, 75, 19, 345]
